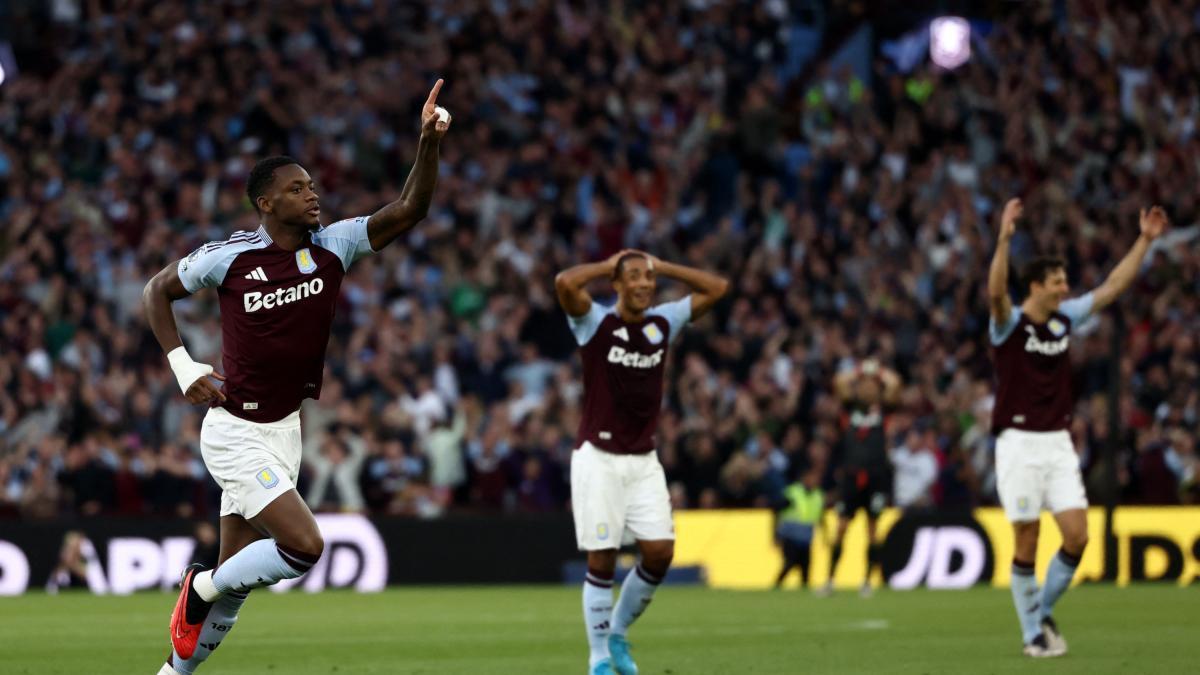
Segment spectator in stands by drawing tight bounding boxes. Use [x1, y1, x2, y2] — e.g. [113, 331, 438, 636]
[307, 430, 367, 513]
[424, 408, 467, 508]
[58, 440, 115, 517]
[891, 429, 938, 511]
[2, 0, 1199, 519]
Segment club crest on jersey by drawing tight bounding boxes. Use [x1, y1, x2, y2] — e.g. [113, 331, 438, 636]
[642, 323, 664, 345]
[295, 247, 317, 274]
[1047, 318, 1066, 337]
[256, 467, 279, 489]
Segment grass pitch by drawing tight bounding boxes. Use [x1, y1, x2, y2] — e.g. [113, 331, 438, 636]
[1, 584, 1195, 674]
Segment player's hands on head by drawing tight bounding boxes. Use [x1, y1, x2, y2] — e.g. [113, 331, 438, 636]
[1139, 205, 1168, 240]
[420, 78, 452, 140]
[605, 249, 635, 273]
[185, 371, 226, 405]
[999, 198, 1022, 241]
[611, 249, 661, 272]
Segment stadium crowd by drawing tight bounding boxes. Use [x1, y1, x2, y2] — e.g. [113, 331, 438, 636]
[2, 0, 1199, 520]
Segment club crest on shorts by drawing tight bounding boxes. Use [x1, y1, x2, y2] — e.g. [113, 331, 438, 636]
[642, 323, 664, 345]
[1017, 496, 1029, 512]
[597, 523, 610, 541]
[1047, 318, 1066, 337]
[256, 467, 280, 489]
[295, 247, 317, 274]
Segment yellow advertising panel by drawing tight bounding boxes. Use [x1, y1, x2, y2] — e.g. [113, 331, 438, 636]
[674, 507, 1200, 590]
[1111, 507, 1200, 586]
[673, 509, 898, 590]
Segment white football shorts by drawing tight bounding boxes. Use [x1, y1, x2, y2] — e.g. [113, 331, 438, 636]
[200, 405, 302, 519]
[995, 428, 1088, 522]
[570, 441, 674, 551]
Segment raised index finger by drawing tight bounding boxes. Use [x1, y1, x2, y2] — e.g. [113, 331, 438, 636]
[426, 78, 444, 107]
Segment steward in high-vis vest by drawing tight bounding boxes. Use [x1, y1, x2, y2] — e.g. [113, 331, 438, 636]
[774, 470, 825, 589]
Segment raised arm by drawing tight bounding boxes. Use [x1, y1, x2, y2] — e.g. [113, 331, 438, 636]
[988, 198, 1021, 323]
[648, 257, 730, 320]
[554, 251, 624, 317]
[143, 263, 226, 404]
[1089, 206, 1168, 312]
[366, 79, 452, 251]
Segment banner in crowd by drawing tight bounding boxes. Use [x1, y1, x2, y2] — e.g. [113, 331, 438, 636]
[0, 507, 1196, 594]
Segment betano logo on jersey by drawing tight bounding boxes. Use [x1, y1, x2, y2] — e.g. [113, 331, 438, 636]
[1023, 325, 1069, 356]
[243, 278, 325, 313]
[606, 346, 664, 369]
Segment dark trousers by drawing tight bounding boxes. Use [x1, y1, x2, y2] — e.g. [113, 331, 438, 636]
[776, 539, 813, 588]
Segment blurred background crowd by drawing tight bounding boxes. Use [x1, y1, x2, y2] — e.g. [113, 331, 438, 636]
[2, 0, 1199, 521]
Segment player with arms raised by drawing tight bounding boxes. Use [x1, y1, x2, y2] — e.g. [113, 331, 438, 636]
[987, 198, 1167, 657]
[142, 81, 452, 675]
[556, 251, 728, 675]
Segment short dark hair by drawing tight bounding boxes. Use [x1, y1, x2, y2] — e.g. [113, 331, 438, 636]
[246, 156, 300, 214]
[612, 252, 648, 280]
[1021, 256, 1066, 296]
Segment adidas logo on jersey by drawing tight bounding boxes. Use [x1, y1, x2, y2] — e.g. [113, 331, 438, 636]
[244, 267, 269, 281]
[1023, 325, 1069, 356]
[243, 278, 324, 313]
[606, 345, 664, 369]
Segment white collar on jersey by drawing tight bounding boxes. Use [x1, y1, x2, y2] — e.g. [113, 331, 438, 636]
[256, 224, 274, 246]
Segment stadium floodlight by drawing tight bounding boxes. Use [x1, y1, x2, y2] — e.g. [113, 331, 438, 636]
[930, 16, 970, 70]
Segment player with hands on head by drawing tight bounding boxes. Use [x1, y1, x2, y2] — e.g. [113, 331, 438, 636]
[556, 249, 727, 675]
[819, 357, 902, 598]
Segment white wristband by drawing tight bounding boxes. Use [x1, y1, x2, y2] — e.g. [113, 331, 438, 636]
[167, 346, 214, 395]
